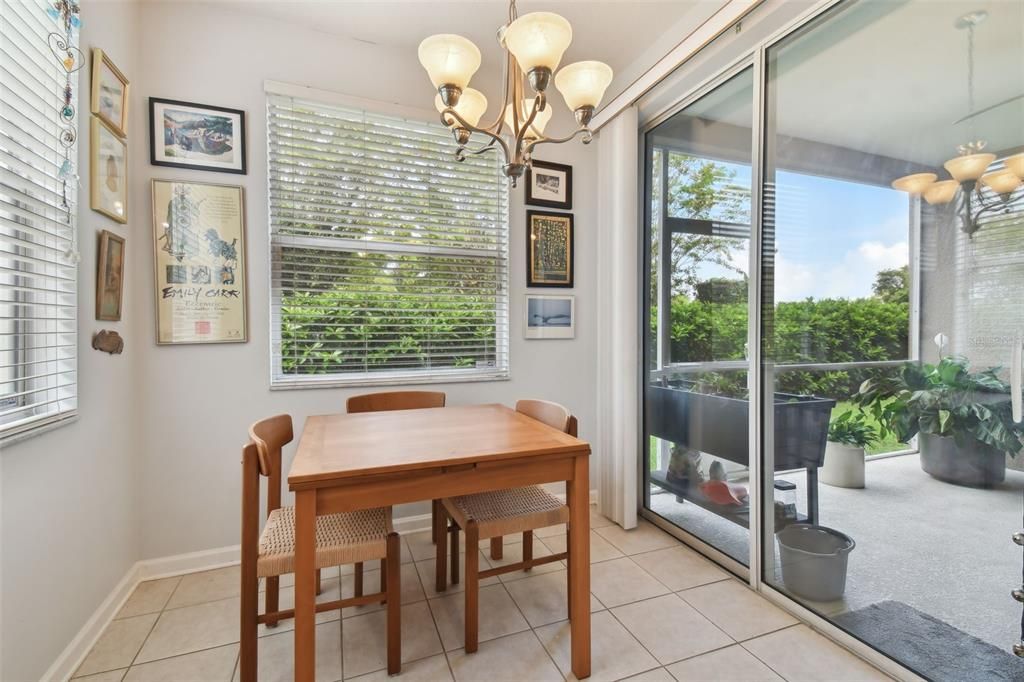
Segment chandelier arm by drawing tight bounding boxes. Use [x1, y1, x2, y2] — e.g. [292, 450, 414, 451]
[460, 137, 500, 156]
[523, 126, 593, 156]
[441, 107, 512, 160]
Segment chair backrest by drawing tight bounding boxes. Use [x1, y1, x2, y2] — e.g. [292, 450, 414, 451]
[347, 391, 446, 414]
[248, 414, 293, 515]
[515, 399, 576, 436]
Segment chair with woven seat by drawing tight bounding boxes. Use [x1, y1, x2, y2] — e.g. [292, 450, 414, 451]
[240, 415, 401, 681]
[434, 399, 577, 653]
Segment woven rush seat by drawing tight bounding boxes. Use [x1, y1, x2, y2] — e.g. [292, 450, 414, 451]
[443, 485, 568, 540]
[257, 506, 392, 578]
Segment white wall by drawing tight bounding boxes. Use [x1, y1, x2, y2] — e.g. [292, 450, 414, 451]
[133, 2, 600, 560]
[0, 1, 141, 679]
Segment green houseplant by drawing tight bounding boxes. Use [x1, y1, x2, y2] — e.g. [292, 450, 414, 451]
[822, 411, 879, 489]
[853, 356, 1024, 486]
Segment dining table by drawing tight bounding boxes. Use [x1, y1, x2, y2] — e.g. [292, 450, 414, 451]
[286, 402, 593, 680]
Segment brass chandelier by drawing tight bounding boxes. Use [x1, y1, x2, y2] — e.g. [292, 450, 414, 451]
[417, 0, 613, 186]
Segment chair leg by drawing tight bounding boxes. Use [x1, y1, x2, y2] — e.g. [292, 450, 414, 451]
[386, 533, 402, 675]
[380, 558, 387, 594]
[465, 521, 479, 653]
[489, 536, 503, 561]
[565, 525, 572, 616]
[431, 500, 440, 544]
[450, 522, 460, 585]
[315, 568, 322, 596]
[522, 530, 533, 571]
[264, 576, 280, 627]
[435, 504, 448, 593]
[239, 554, 259, 682]
[354, 562, 364, 597]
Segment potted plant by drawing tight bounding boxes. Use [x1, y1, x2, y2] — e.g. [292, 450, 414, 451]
[821, 411, 878, 488]
[854, 356, 1024, 487]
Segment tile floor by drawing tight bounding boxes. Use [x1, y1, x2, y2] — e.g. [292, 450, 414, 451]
[71, 507, 890, 681]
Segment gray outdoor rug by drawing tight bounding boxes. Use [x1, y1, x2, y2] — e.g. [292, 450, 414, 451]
[834, 600, 1024, 681]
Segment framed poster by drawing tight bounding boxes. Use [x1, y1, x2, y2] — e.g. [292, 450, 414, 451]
[151, 180, 247, 344]
[526, 210, 574, 288]
[525, 160, 572, 210]
[149, 98, 247, 174]
[90, 49, 130, 137]
[90, 116, 128, 223]
[96, 230, 125, 321]
[524, 295, 575, 339]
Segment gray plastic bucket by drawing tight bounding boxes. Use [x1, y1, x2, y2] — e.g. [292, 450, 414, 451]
[776, 524, 855, 602]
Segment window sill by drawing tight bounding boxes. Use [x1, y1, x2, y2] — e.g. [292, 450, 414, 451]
[270, 369, 510, 391]
[0, 411, 79, 449]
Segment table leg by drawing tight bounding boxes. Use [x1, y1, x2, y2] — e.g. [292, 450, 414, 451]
[294, 489, 316, 682]
[568, 454, 591, 679]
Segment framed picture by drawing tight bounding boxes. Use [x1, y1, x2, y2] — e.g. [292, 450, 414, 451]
[96, 230, 125, 321]
[90, 116, 128, 223]
[151, 180, 248, 344]
[527, 210, 574, 287]
[90, 49, 129, 137]
[526, 160, 572, 210]
[524, 295, 575, 339]
[149, 98, 247, 174]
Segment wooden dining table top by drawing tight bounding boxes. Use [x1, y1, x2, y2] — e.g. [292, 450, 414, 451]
[288, 403, 591, 487]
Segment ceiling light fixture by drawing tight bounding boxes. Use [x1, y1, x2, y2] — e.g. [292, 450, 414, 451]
[891, 10, 1023, 236]
[418, 0, 613, 186]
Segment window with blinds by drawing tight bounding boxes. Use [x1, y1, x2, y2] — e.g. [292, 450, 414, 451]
[267, 92, 509, 387]
[0, 0, 78, 441]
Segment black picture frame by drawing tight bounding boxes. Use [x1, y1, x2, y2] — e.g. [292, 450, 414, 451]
[526, 210, 574, 288]
[149, 97, 247, 174]
[525, 160, 572, 210]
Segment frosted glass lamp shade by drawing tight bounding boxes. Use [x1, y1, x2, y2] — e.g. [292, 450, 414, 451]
[891, 172, 937, 195]
[418, 34, 481, 89]
[503, 12, 572, 73]
[943, 153, 995, 182]
[1005, 152, 1024, 180]
[923, 180, 959, 205]
[504, 100, 552, 138]
[555, 61, 613, 111]
[981, 169, 1022, 194]
[434, 88, 488, 128]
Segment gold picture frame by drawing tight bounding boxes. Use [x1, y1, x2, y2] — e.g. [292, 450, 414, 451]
[96, 230, 125, 321]
[90, 48, 130, 137]
[90, 116, 128, 223]
[151, 180, 248, 344]
[526, 210, 574, 287]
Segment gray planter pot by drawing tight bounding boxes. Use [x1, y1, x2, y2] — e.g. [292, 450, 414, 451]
[919, 433, 1005, 487]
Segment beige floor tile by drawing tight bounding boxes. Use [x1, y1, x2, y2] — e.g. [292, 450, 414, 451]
[262, 565, 341, 590]
[590, 505, 615, 529]
[257, 576, 343, 636]
[446, 630, 563, 682]
[117, 578, 181, 619]
[413, 550, 498, 599]
[594, 520, 678, 555]
[427, 583, 530, 651]
[534, 524, 567, 539]
[589, 557, 669, 608]
[404, 530, 442, 562]
[71, 668, 128, 681]
[535, 610, 659, 682]
[542, 529, 624, 564]
[340, 563, 424, 618]
[75, 613, 158, 677]
[123, 644, 238, 681]
[504, 570, 604, 627]
[232, 621, 340, 682]
[621, 668, 675, 682]
[631, 545, 731, 592]
[166, 566, 240, 609]
[478, 532, 523, 550]
[611, 593, 732, 665]
[742, 625, 889, 681]
[666, 645, 783, 682]
[679, 580, 797, 642]
[341, 601, 442, 678]
[135, 598, 239, 663]
[489, 538, 563, 583]
[347, 653, 452, 682]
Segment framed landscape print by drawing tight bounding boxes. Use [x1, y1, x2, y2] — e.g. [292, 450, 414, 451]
[91, 49, 129, 137]
[527, 210, 574, 287]
[526, 160, 572, 210]
[96, 230, 125, 321]
[150, 98, 247, 174]
[90, 116, 128, 223]
[524, 295, 575, 339]
[151, 180, 247, 344]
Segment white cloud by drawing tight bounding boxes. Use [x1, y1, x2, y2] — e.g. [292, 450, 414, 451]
[773, 240, 908, 302]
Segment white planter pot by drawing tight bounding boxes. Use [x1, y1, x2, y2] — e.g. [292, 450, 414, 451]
[821, 442, 865, 488]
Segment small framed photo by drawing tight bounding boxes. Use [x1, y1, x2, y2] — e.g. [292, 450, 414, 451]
[96, 230, 125, 321]
[149, 98, 247, 174]
[526, 160, 572, 210]
[527, 210, 573, 288]
[91, 49, 129, 137]
[90, 116, 128, 223]
[525, 295, 575, 339]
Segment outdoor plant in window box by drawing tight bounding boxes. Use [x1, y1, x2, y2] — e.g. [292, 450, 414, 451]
[822, 411, 879, 489]
[853, 356, 1024, 487]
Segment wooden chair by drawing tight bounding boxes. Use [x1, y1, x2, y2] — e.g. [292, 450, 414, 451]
[347, 391, 447, 548]
[240, 415, 401, 681]
[434, 399, 577, 653]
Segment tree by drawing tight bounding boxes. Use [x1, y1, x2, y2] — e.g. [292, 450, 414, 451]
[872, 265, 909, 304]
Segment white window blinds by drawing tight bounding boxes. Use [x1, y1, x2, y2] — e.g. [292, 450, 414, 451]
[267, 92, 509, 387]
[0, 0, 78, 441]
